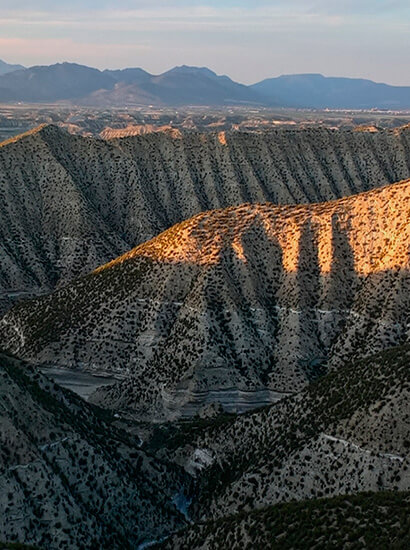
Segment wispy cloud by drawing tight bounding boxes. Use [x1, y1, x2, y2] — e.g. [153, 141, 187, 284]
[0, 37, 151, 61]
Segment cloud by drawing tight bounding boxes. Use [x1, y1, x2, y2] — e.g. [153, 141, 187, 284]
[0, 5, 353, 32]
[0, 0, 408, 33]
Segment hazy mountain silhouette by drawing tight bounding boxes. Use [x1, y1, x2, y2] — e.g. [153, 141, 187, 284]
[87, 65, 266, 106]
[0, 62, 116, 102]
[103, 67, 152, 84]
[251, 73, 410, 109]
[1, 61, 408, 107]
[0, 59, 25, 76]
[0, 62, 265, 106]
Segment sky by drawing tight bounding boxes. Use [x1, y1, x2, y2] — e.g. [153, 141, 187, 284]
[0, 0, 409, 85]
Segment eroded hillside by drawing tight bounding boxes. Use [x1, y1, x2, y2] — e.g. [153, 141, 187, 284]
[151, 345, 410, 522]
[0, 353, 188, 549]
[156, 491, 410, 550]
[1, 181, 408, 420]
[1, 124, 410, 313]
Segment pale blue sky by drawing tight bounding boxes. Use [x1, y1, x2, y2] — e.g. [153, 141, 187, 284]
[0, 0, 409, 84]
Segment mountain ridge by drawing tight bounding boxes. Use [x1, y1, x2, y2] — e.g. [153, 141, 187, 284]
[155, 491, 410, 549]
[1, 179, 408, 420]
[0, 352, 188, 548]
[0, 59, 25, 76]
[94, 178, 409, 275]
[150, 344, 410, 522]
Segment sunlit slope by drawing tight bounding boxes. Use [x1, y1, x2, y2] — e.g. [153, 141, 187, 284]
[96, 178, 409, 275]
[1, 124, 410, 313]
[0, 180, 409, 419]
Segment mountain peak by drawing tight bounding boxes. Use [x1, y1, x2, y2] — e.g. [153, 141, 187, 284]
[0, 58, 25, 76]
[164, 65, 217, 77]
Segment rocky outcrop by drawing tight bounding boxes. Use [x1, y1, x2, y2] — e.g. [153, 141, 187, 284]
[1, 124, 410, 313]
[1, 181, 408, 420]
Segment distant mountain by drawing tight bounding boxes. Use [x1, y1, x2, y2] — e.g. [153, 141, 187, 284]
[86, 65, 266, 106]
[0, 59, 25, 76]
[1, 179, 408, 420]
[0, 62, 265, 106]
[103, 67, 152, 84]
[0, 62, 409, 108]
[142, 65, 264, 105]
[251, 73, 410, 109]
[0, 62, 115, 102]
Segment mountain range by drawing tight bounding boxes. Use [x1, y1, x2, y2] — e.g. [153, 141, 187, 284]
[0, 61, 409, 108]
[251, 73, 410, 110]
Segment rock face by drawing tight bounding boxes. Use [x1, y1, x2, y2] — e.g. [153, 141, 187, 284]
[1, 180, 408, 420]
[153, 344, 410, 522]
[1, 124, 410, 313]
[0, 353, 187, 549]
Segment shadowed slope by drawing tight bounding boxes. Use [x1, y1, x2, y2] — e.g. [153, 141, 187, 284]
[155, 491, 410, 550]
[0, 181, 408, 420]
[0, 353, 187, 549]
